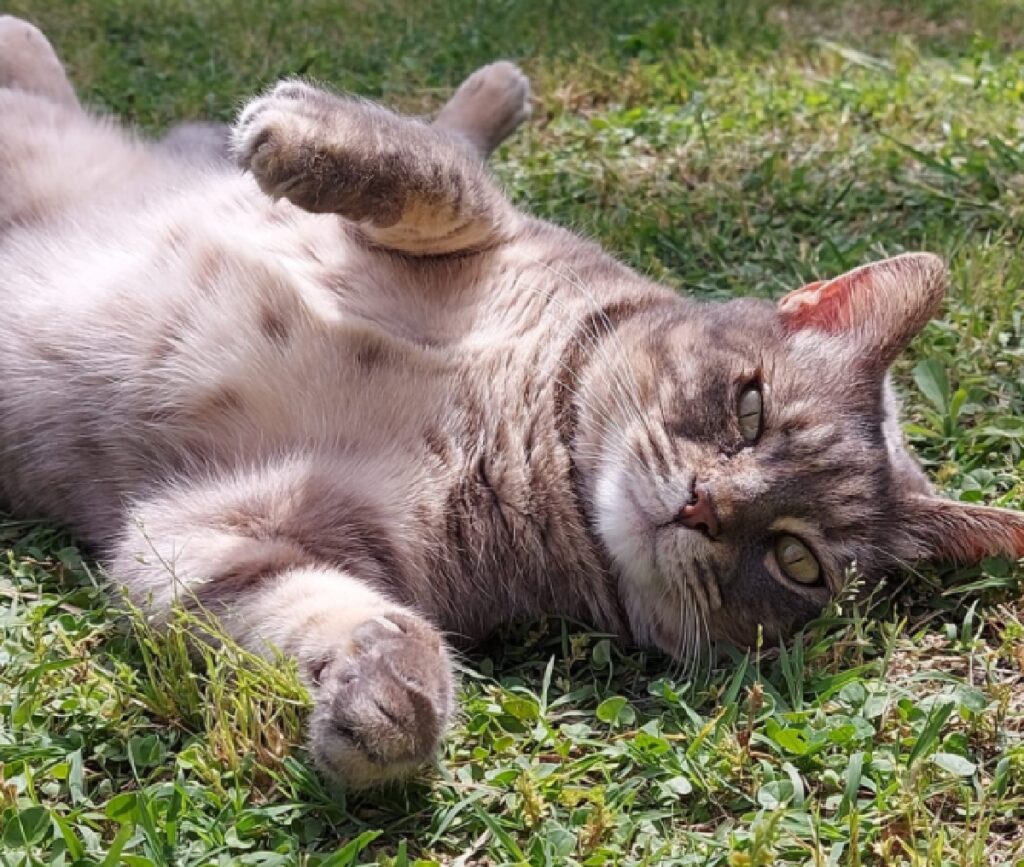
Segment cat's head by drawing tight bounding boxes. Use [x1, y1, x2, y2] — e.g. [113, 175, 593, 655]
[579, 253, 1024, 658]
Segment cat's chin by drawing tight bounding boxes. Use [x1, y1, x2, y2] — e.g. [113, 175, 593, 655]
[593, 463, 716, 658]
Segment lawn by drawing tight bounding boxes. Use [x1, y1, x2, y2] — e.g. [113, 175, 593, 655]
[2, 0, 1024, 864]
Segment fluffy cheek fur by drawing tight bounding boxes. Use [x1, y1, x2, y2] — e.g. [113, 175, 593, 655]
[594, 463, 658, 590]
[593, 442, 721, 657]
[594, 460, 668, 652]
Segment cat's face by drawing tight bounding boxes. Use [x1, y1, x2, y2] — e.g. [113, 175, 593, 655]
[593, 298, 887, 654]
[583, 254, 1024, 658]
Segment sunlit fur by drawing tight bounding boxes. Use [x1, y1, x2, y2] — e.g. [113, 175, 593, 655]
[2, 17, 1023, 787]
[582, 300, 896, 661]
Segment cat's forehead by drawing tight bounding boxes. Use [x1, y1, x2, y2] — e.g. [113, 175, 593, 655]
[652, 297, 786, 351]
[757, 379, 899, 587]
[649, 298, 879, 407]
[758, 411, 892, 541]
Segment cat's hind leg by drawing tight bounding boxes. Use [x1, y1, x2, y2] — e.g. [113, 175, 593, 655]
[0, 18, 143, 229]
[0, 17, 79, 109]
[232, 71, 528, 255]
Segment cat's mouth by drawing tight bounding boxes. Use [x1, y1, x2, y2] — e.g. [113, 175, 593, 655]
[591, 461, 732, 660]
[594, 465, 711, 594]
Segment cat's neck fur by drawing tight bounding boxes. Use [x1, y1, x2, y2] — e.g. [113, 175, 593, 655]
[358, 224, 682, 643]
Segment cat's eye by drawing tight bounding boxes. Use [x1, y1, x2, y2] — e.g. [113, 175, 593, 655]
[774, 535, 821, 585]
[737, 384, 763, 443]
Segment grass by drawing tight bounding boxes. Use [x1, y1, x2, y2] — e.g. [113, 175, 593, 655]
[2, 0, 1024, 863]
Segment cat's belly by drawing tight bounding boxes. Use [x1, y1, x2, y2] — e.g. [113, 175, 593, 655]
[0, 177, 474, 540]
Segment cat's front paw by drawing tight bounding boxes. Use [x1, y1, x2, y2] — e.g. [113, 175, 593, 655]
[234, 79, 329, 141]
[436, 61, 532, 155]
[231, 80, 404, 222]
[307, 612, 454, 788]
[231, 80, 339, 206]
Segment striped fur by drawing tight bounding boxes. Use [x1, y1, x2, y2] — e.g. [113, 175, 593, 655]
[1, 17, 1021, 787]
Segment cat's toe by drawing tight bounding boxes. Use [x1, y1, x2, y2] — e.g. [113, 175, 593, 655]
[464, 62, 531, 122]
[307, 612, 454, 788]
[233, 80, 335, 159]
[231, 101, 316, 200]
[266, 79, 327, 104]
[231, 84, 350, 207]
[0, 16, 47, 51]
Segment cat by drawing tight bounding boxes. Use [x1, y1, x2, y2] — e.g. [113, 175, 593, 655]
[1, 15, 1022, 788]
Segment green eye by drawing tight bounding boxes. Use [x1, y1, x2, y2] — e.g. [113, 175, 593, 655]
[737, 384, 763, 443]
[774, 535, 821, 585]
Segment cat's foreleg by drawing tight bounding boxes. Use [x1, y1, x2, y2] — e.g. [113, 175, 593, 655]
[0, 17, 79, 109]
[168, 62, 528, 168]
[222, 567, 454, 787]
[432, 61, 531, 160]
[232, 71, 527, 255]
[108, 481, 454, 787]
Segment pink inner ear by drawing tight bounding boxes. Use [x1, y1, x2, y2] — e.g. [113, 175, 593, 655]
[778, 271, 867, 334]
[775, 252, 947, 365]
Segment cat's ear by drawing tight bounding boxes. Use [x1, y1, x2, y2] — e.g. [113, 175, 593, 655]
[897, 493, 1024, 564]
[778, 253, 948, 368]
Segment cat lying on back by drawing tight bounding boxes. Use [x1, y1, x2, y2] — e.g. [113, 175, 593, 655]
[1, 16, 1022, 788]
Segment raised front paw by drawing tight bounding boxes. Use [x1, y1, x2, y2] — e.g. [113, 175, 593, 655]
[435, 61, 532, 157]
[307, 612, 455, 788]
[230, 79, 408, 223]
[231, 80, 335, 204]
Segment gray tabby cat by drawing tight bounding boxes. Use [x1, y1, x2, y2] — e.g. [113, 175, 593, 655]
[1, 16, 1022, 787]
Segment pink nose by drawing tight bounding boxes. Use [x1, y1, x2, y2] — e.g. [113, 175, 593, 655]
[677, 484, 720, 539]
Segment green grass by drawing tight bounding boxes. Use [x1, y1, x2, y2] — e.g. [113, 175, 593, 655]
[2, 0, 1024, 863]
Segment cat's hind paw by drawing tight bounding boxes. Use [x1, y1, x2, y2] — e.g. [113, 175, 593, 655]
[307, 612, 454, 788]
[0, 16, 78, 108]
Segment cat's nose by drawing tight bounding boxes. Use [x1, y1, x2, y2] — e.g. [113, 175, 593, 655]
[676, 483, 720, 540]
